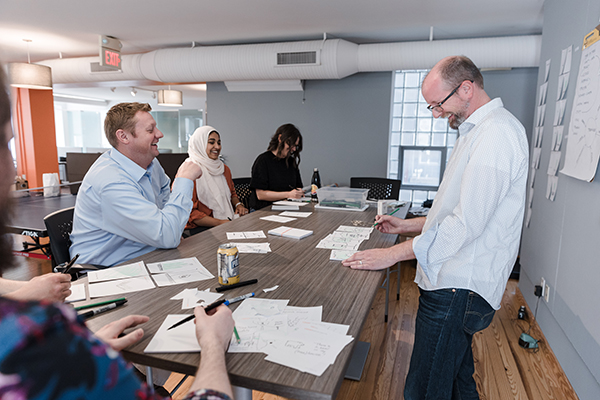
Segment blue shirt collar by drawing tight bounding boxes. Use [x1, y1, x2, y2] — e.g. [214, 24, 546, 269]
[109, 148, 153, 182]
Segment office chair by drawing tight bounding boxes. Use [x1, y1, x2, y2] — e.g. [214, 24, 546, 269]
[232, 177, 252, 209]
[43, 206, 75, 267]
[350, 176, 402, 323]
[350, 177, 401, 201]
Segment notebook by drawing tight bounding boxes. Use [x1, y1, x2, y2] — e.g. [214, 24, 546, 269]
[268, 226, 313, 239]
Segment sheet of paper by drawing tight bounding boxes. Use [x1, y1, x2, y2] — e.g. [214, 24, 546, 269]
[233, 298, 290, 318]
[87, 261, 148, 283]
[147, 257, 212, 277]
[336, 225, 374, 235]
[279, 211, 312, 218]
[330, 249, 358, 261]
[260, 215, 297, 223]
[181, 290, 223, 310]
[229, 242, 271, 253]
[65, 283, 86, 303]
[273, 200, 308, 207]
[152, 269, 215, 287]
[271, 205, 299, 211]
[144, 314, 201, 353]
[316, 234, 362, 250]
[263, 328, 354, 376]
[88, 276, 156, 298]
[226, 231, 266, 240]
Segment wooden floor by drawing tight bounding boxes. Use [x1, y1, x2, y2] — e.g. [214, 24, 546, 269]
[10, 247, 579, 400]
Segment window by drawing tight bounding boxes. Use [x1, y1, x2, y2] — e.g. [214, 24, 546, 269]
[387, 70, 457, 204]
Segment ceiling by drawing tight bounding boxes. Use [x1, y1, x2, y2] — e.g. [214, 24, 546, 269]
[0, 0, 545, 109]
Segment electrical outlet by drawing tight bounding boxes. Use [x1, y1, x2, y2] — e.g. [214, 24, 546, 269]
[541, 277, 546, 297]
[544, 284, 550, 302]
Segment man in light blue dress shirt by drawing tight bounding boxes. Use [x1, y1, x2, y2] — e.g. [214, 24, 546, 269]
[343, 56, 528, 399]
[70, 102, 202, 267]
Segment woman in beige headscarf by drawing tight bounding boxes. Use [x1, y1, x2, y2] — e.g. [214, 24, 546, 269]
[186, 126, 248, 231]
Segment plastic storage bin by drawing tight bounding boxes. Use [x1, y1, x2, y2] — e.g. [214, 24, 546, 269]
[316, 187, 369, 211]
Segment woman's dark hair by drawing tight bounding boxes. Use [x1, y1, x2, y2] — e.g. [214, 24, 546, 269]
[267, 123, 303, 168]
[0, 66, 15, 274]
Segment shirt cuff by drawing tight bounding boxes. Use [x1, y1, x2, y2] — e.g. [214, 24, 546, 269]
[412, 222, 442, 285]
[183, 388, 233, 400]
[172, 176, 194, 194]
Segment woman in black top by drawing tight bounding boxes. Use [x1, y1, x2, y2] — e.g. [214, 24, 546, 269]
[249, 123, 304, 210]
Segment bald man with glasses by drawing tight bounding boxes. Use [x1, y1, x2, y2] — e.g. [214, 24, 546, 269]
[343, 55, 529, 400]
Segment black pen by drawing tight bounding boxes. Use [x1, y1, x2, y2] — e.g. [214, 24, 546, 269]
[167, 292, 255, 330]
[215, 278, 258, 292]
[167, 299, 226, 330]
[63, 253, 80, 274]
[79, 299, 127, 320]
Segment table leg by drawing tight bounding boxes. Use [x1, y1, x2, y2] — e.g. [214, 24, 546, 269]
[233, 385, 252, 400]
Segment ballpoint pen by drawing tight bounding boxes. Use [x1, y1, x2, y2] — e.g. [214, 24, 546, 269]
[373, 207, 400, 227]
[167, 292, 256, 330]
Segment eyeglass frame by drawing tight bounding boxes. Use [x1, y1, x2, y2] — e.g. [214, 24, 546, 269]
[426, 80, 473, 113]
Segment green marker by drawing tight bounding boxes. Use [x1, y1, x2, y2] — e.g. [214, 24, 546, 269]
[74, 297, 127, 311]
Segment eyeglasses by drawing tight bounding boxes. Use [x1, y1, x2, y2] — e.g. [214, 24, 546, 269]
[426, 80, 472, 113]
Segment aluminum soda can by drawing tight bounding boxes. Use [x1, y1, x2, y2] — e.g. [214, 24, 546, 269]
[217, 243, 240, 285]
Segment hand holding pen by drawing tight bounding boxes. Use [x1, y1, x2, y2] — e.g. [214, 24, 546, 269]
[287, 185, 304, 199]
[193, 304, 235, 353]
[167, 292, 255, 330]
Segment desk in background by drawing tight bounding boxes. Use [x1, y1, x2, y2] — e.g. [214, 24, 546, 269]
[8, 193, 77, 260]
[83, 204, 397, 400]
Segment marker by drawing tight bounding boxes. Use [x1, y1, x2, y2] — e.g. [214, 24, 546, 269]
[79, 299, 127, 320]
[74, 297, 127, 311]
[373, 207, 400, 227]
[215, 278, 258, 292]
[167, 292, 256, 330]
[62, 253, 80, 274]
[233, 326, 241, 344]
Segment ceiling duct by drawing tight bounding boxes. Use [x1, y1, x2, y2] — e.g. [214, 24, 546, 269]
[40, 35, 541, 86]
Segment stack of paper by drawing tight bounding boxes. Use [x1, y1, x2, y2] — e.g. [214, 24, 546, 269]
[226, 231, 266, 240]
[268, 226, 313, 239]
[230, 242, 272, 253]
[88, 261, 156, 298]
[260, 215, 297, 223]
[146, 257, 214, 287]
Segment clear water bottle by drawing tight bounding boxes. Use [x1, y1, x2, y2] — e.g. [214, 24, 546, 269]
[311, 168, 321, 202]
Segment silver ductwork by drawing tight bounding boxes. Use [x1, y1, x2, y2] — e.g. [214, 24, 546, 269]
[41, 36, 541, 85]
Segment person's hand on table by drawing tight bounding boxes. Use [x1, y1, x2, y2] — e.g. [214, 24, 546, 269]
[287, 188, 304, 199]
[177, 159, 203, 181]
[235, 203, 249, 216]
[94, 315, 150, 351]
[194, 304, 234, 352]
[342, 248, 398, 271]
[6, 273, 72, 302]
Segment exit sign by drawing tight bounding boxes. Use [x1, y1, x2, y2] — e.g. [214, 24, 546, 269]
[100, 47, 121, 70]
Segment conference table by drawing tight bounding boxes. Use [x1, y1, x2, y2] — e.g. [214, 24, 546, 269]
[82, 203, 397, 400]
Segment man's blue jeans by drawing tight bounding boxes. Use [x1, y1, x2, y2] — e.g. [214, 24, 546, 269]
[404, 288, 495, 400]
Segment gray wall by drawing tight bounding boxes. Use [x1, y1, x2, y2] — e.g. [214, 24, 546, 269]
[519, 0, 600, 398]
[206, 72, 393, 187]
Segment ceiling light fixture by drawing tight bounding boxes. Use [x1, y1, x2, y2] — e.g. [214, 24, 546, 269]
[7, 39, 53, 90]
[157, 87, 183, 107]
[130, 87, 137, 96]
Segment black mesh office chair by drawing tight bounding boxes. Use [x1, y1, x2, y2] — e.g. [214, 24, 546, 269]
[43, 206, 75, 267]
[350, 177, 401, 200]
[232, 177, 252, 209]
[351, 177, 402, 322]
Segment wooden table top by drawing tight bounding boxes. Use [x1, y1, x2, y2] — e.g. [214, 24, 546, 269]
[83, 204, 397, 400]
